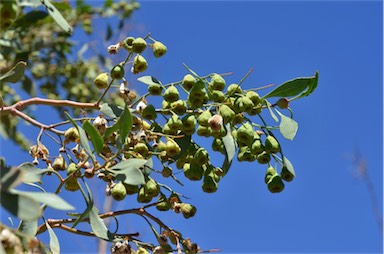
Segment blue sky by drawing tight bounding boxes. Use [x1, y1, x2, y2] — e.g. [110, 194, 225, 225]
[1, 1, 383, 253]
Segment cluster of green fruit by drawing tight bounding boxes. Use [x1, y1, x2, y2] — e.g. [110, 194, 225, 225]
[0, 0, 18, 31]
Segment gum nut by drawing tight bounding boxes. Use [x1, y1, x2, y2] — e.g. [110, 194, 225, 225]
[148, 83, 163, 95]
[163, 85, 180, 102]
[180, 203, 197, 219]
[132, 37, 147, 53]
[202, 175, 218, 193]
[65, 178, 80, 191]
[52, 155, 67, 171]
[264, 135, 280, 154]
[142, 104, 157, 120]
[184, 162, 204, 181]
[123, 36, 135, 52]
[281, 166, 295, 182]
[110, 64, 125, 79]
[264, 166, 277, 184]
[93, 73, 109, 89]
[276, 98, 290, 109]
[257, 151, 271, 164]
[209, 73, 226, 91]
[226, 83, 243, 95]
[67, 162, 80, 177]
[251, 139, 264, 155]
[133, 55, 148, 73]
[237, 123, 254, 145]
[152, 41, 167, 58]
[197, 110, 212, 127]
[267, 174, 285, 193]
[182, 74, 196, 90]
[246, 91, 262, 105]
[64, 127, 79, 143]
[111, 182, 127, 201]
[165, 139, 181, 157]
[144, 178, 160, 197]
[219, 105, 235, 123]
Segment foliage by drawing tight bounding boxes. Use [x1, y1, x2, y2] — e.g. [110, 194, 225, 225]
[0, 0, 318, 253]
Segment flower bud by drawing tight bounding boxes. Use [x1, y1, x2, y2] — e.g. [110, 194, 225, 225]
[110, 64, 125, 79]
[132, 37, 147, 53]
[64, 127, 79, 143]
[165, 139, 181, 157]
[93, 115, 108, 135]
[111, 181, 127, 201]
[152, 41, 167, 58]
[182, 74, 195, 90]
[123, 36, 135, 52]
[93, 73, 109, 89]
[276, 98, 290, 109]
[208, 114, 223, 131]
[281, 166, 295, 182]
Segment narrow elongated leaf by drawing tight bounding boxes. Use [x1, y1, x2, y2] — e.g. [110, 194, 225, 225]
[221, 124, 236, 175]
[263, 72, 318, 99]
[0, 167, 23, 191]
[18, 0, 42, 7]
[103, 121, 119, 139]
[109, 158, 146, 185]
[276, 110, 298, 140]
[78, 126, 95, 160]
[100, 103, 123, 119]
[82, 120, 103, 154]
[89, 205, 113, 240]
[298, 71, 319, 98]
[266, 101, 279, 122]
[137, 76, 162, 86]
[1, 191, 41, 221]
[119, 104, 133, 143]
[282, 156, 296, 177]
[45, 220, 60, 254]
[41, 0, 72, 34]
[0, 61, 27, 83]
[18, 162, 42, 183]
[11, 190, 74, 210]
[13, 10, 48, 28]
[19, 219, 38, 238]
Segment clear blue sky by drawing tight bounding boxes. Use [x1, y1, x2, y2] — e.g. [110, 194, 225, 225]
[1, 1, 383, 253]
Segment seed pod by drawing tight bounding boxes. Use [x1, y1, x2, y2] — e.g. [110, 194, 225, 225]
[132, 55, 148, 73]
[165, 139, 181, 157]
[183, 162, 204, 181]
[236, 123, 254, 146]
[123, 36, 135, 52]
[110, 64, 125, 79]
[93, 73, 109, 89]
[170, 100, 187, 115]
[237, 146, 256, 162]
[152, 41, 167, 58]
[111, 181, 127, 201]
[123, 183, 139, 195]
[196, 125, 212, 137]
[219, 105, 235, 124]
[167, 115, 183, 129]
[144, 178, 160, 197]
[189, 80, 207, 99]
[208, 74, 226, 91]
[212, 138, 224, 153]
[182, 114, 197, 130]
[67, 162, 81, 178]
[197, 110, 212, 127]
[264, 135, 280, 154]
[52, 154, 67, 171]
[137, 187, 153, 203]
[281, 166, 295, 182]
[180, 203, 197, 219]
[264, 166, 277, 184]
[226, 83, 243, 95]
[148, 83, 163, 95]
[210, 90, 225, 103]
[234, 96, 254, 113]
[132, 37, 147, 53]
[246, 91, 262, 105]
[93, 115, 108, 135]
[163, 85, 179, 102]
[251, 139, 264, 155]
[202, 173, 218, 193]
[65, 178, 80, 192]
[187, 96, 204, 109]
[257, 151, 271, 164]
[182, 74, 196, 90]
[134, 142, 149, 157]
[64, 127, 79, 143]
[267, 174, 285, 193]
[141, 104, 157, 121]
[156, 195, 171, 211]
[193, 148, 209, 166]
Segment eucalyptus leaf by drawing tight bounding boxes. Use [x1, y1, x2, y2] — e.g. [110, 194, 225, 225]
[89, 205, 113, 240]
[18, 162, 42, 183]
[276, 109, 298, 140]
[1, 191, 41, 221]
[0, 61, 27, 83]
[171, 135, 191, 162]
[282, 156, 296, 177]
[40, 0, 73, 34]
[137, 76, 162, 86]
[19, 219, 38, 238]
[11, 190, 74, 211]
[119, 104, 133, 143]
[45, 220, 60, 254]
[82, 120, 103, 154]
[77, 126, 95, 160]
[100, 103, 123, 119]
[266, 101, 279, 122]
[109, 158, 146, 185]
[221, 124, 236, 175]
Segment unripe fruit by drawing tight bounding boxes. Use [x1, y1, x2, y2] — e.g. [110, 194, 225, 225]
[193, 148, 209, 166]
[257, 151, 271, 164]
[93, 73, 109, 89]
[134, 142, 149, 157]
[232, 113, 244, 125]
[111, 182, 127, 201]
[52, 154, 67, 171]
[219, 105, 235, 124]
[264, 166, 277, 184]
[141, 104, 157, 121]
[226, 83, 242, 95]
[123, 183, 139, 195]
[251, 139, 264, 155]
[212, 138, 224, 153]
[65, 178, 80, 191]
[210, 90, 225, 103]
[67, 162, 80, 177]
[196, 125, 212, 137]
[182, 114, 197, 130]
[183, 162, 204, 181]
[64, 127, 79, 143]
[170, 100, 187, 115]
[189, 80, 207, 99]
[156, 195, 171, 211]
[267, 174, 285, 193]
[180, 203, 197, 219]
[163, 85, 179, 102]
[137, 247, 150, 254]
[202, 175, 218, 193]
[144, 178, 160, 197]
[137, 187, 152, 203]
[276, 98, 290, 109]
[182, 74, 196, 90]
[237, 146, 255, 162]
[208, 74, 226, 91]
[237, 123, 254, 146]
[264, 135, 280, 154]
[123, 36, 135, 52]
[187, 96, 204, 109]
[132, 37, 147, 53]
[197, 110, 212, 127]
[165, 139, 181, 157]
[152, 41, 167, 58]
[167, 115, 182, 129]
[148, 83, 163, 95]
[234, 96, 254, 113]
[246, 91, 262, 105]
[0, 0, 18, 30]
[211, 125, 226, 138]
[281, 166, 294, 182]
[110, 64, 125, 79]
[132, 55, 148, 73]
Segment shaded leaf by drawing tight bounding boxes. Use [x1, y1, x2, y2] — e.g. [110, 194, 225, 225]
[143, 157, 153, 176]
[0, 61, 27, 83]
[119, 104, 133, 143]
[100, 103, 123, 119]
[266, 101, 279, 122]
[18, 162, 42, 183]
[298, 71, 319, 99]
[109, 159, 146, 185]
[276, 109, 298, 140]
[11, 190, 74, 211]
[13, 10, 48, 28]
[137, 76, 162, 86]
[41, 0, 72, 34]
[78, 125, 95, 160]
[103, 121, 119, 140]
[171, 135, 191, 162]
[45, 220, 60, 254]
[263, 72, 318, 99]
[0, 167, 23, 191]
[221, 124, 236, 175]
[19, 220, 38, 238]
[21, 76, 36, 96]
[0, 191, 41, 221]
[89, 205, 113, 240]
[82, 120, 103, 154]
[282, 156, 296, 177]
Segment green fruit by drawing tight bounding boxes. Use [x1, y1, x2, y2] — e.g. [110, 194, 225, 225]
[152, 41, 167, 58]
[123, 183, 139, 195]
[236, 123, 254, 146]
[148, 83, 163, 95]
[64, 127, 79, 143]
[234, 96, 254, 113]
[193, 148, 209, 166]
[189, 80, 207, 99]
[257, 151, 271, 164]
[162, 123, 177, 135]
[187, 96, 204, 109]
[111, 182, 127, 201]
[237, 146, 256, 162]
[67, 163, 80, 177]
[202, 175, 218, 193]
[281, 166, 295, 182]
[93, 73, 109, 89]
[212, 138, 224, 153]
[197, 110, 212, 127]
[141, 104, 157, 120]
[180, 203, 197, 219]
[52, 155, 66, 171]
[167, 115, 182, 129]
[196, 125, 212, 137]
[137, 187, 153, 203]
[246, 91, 262, 105]
[156, 195, 171, 211]
[219, 105, 235, 124]
[123, 36, 135, 52]
[166, 139, 181, 157]
[226, 83, 242, 95]
[0, 0, 18, 30]
[132, 55, 148, 73]
[163, 85, 180, 102]
[182, 74, 196, 90]
[267, 175, 285, 193]
[251, 139, 264, 155]
[144, 178, 160, 197]
[208, 73, 226, 91]
[183, 162, 204, 181]
[182, 114, 197, 130]
[65, 178, 80, 192]
[264, 135, 280, 154]
[210, 90, 225, 103]
[110, 64, 125, 79]
[211, 125, 226, 138]
[132, 37, 147, 53]
[170, 100, 187, 115]
[264, 166, 277, 184]
[134, 142, 149, 157]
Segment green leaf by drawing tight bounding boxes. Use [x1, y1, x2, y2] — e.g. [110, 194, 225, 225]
[19, 220, 38, 238]
[263, 71, 319, 99]
[18, 0, 42, 7]
[100, 103, 123, 119]
[21, 76, 36, 96]
[171, 135, 191, 162]
[183, 63, 199, 77]
[78, 125, 95, 160]
[1, 191, 41, 221]
[45, 220, 60, 254]
[298, 71, 319, 99]
[11, 190, 74, 211]
[13, 10, 48, 28]
[119, 104, 133, 143]
[82, 120, 103, 154]
[0, 167, 23, 191]
[41, 0, 73, 34]
[89, 205, 113, 240]
[276, 109, 298, 140]
[266, 100, 279, 122]
[18, 162, 42, 183]
[103, 121, 119, 140]
[282, 156, 296, 177]
[143, 157, 153, 176]
[221, 124, 236, 175]
[137, 76, 162, 86]
[0, 61, 27, 83]
[109, 158, 146, 185]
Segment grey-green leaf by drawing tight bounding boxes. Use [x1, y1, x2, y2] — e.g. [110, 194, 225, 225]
[119, 104, 133, 143]
[282, 156, 296, 177]
[266, 101, 279, 122]
[77, 126, 95, 160]
[0, 61, 27, 83]
[45, 220, 60, 254]
[171, 135, 191, 162]
[89, 205, 113, 240]
[137, 76, 162, 86]
[222, 124, 236, 175]
[109, 158, 146, 185]
[82, 120, 103, 154]
[18, 162, 42, 183]
[41, 0, 72, 34]
[19, 219, 38, 238]
[100, 103, 123, 119]
[1, 191, 41, 221]
[276, 109, 298, 140]
[11, 190, 74, 211]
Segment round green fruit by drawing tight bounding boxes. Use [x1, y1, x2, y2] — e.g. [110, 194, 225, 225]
[264, 135, 280, 154]
[281, 166, 295, 182]
[152, 41, 167, 58]
[132, 37, 147, 53]
[93, 73, 109, 89]
[110, 64, 125, 79]
[111, 182, 127, 201]
[267, 174, 285, 193]
[182, 74, 196, 90]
